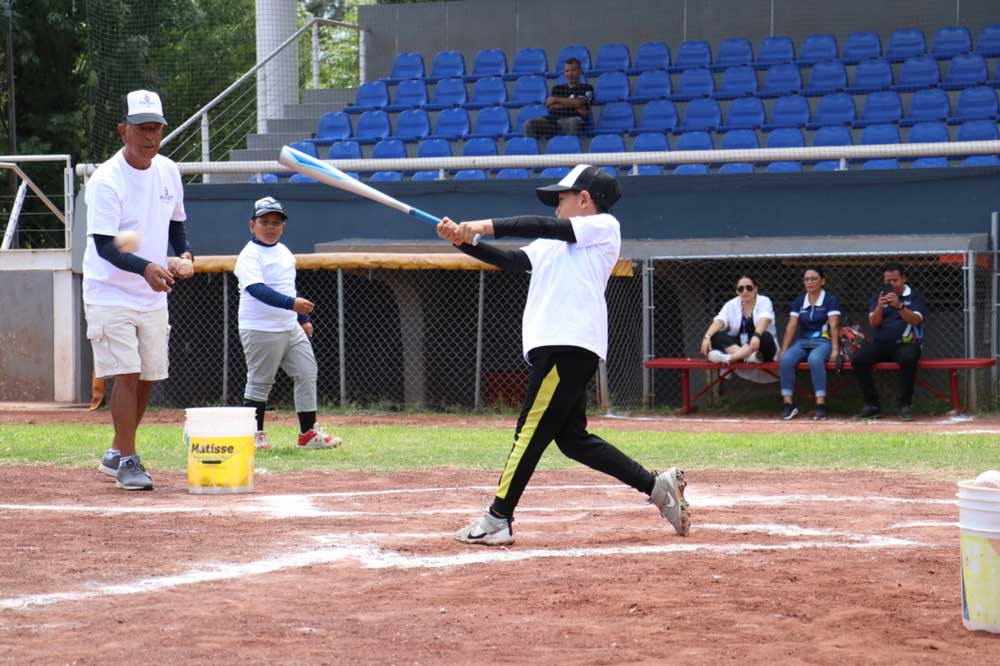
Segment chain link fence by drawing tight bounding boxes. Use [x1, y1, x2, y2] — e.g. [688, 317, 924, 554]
[152, 250, 997, 414]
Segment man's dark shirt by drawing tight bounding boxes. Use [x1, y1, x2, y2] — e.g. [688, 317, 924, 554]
[548, 83, 594, 119]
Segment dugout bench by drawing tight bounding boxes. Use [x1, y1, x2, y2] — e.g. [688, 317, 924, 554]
[644, 357, 996, 415]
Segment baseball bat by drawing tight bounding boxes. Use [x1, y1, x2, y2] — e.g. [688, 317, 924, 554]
[278, 145, 479, 245]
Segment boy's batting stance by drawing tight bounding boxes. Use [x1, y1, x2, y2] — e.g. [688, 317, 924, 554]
[437, 164, 690, 546]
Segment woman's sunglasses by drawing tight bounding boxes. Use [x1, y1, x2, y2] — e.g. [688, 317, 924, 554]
[736, 285, 755, 293]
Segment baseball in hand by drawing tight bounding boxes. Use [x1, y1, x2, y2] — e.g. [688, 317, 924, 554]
[167, 256, 194, 278]
[114, 230, 141, 253]
[974, 469, 1000, 489]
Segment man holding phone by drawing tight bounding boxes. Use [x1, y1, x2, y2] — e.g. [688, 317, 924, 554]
[852, 263, 926, 421]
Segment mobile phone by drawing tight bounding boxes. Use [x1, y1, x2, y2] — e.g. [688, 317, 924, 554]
[881, 283, 894, 295]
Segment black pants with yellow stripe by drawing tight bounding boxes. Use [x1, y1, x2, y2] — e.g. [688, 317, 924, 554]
[490, 346, 656, 518]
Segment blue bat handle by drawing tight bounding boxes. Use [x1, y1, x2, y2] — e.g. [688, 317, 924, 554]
[409, 208, 441, 226]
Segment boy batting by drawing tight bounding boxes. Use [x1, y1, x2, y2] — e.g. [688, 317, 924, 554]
[437, 164, 690, 545]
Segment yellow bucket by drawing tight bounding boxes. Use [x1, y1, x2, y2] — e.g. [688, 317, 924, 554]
[185, 407, 256, 494]
[958, 480, 1000, 633]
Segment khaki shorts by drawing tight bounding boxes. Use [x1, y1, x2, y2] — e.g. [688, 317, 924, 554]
[85, 304, 170, 380]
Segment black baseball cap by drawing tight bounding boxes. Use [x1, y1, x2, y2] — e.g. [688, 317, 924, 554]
[252, 196, 288, 219]
[536, 164, 622, 211]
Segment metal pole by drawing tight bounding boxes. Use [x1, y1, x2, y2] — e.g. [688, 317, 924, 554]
[597, 361, 610, 413]
[312, 21, 320, 89]
[338, 268, 346, 405]
[200, 115, 211, 183]
[966, 250, 977, 410]
[474, 270, 485, 411]
[221, 276, 230, 404]
[992, 211, 999, 403]
[0, 179, 25, 250]
[4, 0, 14, 155]
[358, 28, 367, 84]
[641, 259, 653, 407]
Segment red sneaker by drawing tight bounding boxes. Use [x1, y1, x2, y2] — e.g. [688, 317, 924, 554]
[297, 427, 343, 449]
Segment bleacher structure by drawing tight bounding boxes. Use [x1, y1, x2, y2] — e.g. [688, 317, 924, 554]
[246, 24, 1000, 184]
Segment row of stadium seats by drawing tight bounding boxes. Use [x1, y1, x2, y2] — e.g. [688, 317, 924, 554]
[377, 25, 1000, 84]
[346, 54, 1000, 115]
[308, 87, 1000, 146]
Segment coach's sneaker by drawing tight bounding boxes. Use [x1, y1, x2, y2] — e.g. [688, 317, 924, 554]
[813, 404, 828, 421]
[297, 427, 342, 449]
[856, 404, 881, 419]
[254, 431, 272, 450]
[116, 457, 153, 491]
[781, 403, 799, 420]
[99, 449, 120, 478]
[455, 510, 514, 546]
[707, 350, 731, 364]
[649, 467, 690, 536]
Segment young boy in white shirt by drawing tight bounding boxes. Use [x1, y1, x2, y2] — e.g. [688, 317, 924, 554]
[234, 197, 341, 450]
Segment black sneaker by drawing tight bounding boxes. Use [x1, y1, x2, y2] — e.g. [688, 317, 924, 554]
[99, 450, 120, 478]
[813, 405, 828, 420]
[856, 404, 881, 419]
[116, 457, 154, 491]
[899, 405, 914, 421]
[781, 404, 799, 420]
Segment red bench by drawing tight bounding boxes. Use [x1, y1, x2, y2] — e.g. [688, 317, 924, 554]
[644, 357, 996, 415]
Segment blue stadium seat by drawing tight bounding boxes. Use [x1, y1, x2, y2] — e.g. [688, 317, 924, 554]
[797, 34, 838, 66]
[931, 26, 972, 60]
[412, 170, 442, 181]
[289, 173, 319, 183]
[860, 123, 901, 145]
[631, 132, 670, 152]
[630, 99, 678, 135]
[496, 168, 532, 179]
[370, 171, 403, 182]
[628, 41, 671, 74]
[886, 29, 927, 63]
[394, 108, 431, 142]
[503, 75, 547, 108]
[761, 94, 809, 130]
[948, 86, 999, 124]
[720, 96, 765, 130]
[671, 67, 714, 101]
[813, 160, 844, 171]
[593, 71, 630, 104]
[847, 58, 893, 94]
[628, 69, 672, 103]
[677, 98, 721, 133]
[942, 53, 989, 90]
[766, 127, 805, 148]
[354, 110, 391, 144]
[907, 121, 950, 144]
[912, 157, 950, 168]
[901, 88, 950, 126]
[416, 138, 452, 159]
[344, 81, 389, 114]
[956, 119, 1000, 142]
[464, 76, 507, 110]
[504, 48, 548, 81]
[675, 131, 714, 151]
[756, 36, 795, 69]
[590, 43, 631, 75]
[593, 101, 635, 135]
[842, 31, 882, 64]
[963, 155, 1000, 166]
[760, 63, 802, 98]
[719, 162, 754, 174]
[424, 77, 467, 111]
[673, 163, 709, 175]
[713, 66, 758, 100]
[546, 134, 583, 155]
[384, 79, 428, 112]
[766, 161, 802, 172]
[504, 136, 541, 157]
[635, 164, 665, 175]
[505, 103, 548, 138]
[853, 91, 903, 127]
[465, 48, 507, 81]
[807, 93, 856, 129]
[463, 137, 499, 158]
[285, 140, 315, 159]
[589, 133, 627, 169]
[720, 129, 759, 150]
[598, 166, 619, 177]
[249, 173, 280, 183]
[812, 125, 853, 147]
[372, 138, 407, 160]
[327, 140, 362, 161]
[540, 166, 572, 178]
[669, 40, 712, 72]
[426, 50, 466, 83]
[862, 159, 899, 170]
[453, 169, 487, 180]
[467, 105, 510, 139]
[307, 111, 352, 147]
[891, 55, 941, 92]
[551, 44, 592, 77]
[384, 52, 425, 84]
[975, 24, 1000, 57]
[804, 60, 847, 96]
[427, 107, 471, 140]
[712, 38, 754, 71]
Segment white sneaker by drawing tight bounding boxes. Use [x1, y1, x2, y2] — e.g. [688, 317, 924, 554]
[254, 431, 272, 450]
[649, 467, 690, 536]
[297, 426, 343, 449]
[455, 510, 514, 546]
[707, 350, 731, 364]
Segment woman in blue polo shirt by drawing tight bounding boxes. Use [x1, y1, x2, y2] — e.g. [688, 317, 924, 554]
[778, 268, 841, 420]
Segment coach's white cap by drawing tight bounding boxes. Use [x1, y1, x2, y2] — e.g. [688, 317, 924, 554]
[124, 90, 167, 125]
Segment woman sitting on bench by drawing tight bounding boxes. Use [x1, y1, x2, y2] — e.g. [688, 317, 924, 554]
[700, 275, 778, 365]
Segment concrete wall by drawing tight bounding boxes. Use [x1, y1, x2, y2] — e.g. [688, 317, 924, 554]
[0, 271, 55, 401]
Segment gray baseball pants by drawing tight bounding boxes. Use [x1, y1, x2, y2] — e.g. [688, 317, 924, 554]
[240, 327, 318, 412]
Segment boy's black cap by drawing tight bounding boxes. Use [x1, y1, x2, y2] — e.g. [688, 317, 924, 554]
[536, 164, 622, 210]
[252, 196, 287, 219]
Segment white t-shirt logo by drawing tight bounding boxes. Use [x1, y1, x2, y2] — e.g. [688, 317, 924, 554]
[160, 187, 173, 204]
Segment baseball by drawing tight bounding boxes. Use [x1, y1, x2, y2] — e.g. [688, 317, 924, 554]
[114, 230, 141, 253]
[974, 470, 1000, 489]
[168, 256, 194, 278]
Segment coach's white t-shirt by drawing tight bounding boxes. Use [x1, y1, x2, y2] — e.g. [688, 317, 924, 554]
[235, 240, 300, 332]
[520, 213, 621, 361]
[83, 149, 186, 311]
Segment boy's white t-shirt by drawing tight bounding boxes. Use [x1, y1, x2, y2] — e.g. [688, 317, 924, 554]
[234, 240, 300, 332]
[519, 213, 621, 362]
[82, 149, 186, 311]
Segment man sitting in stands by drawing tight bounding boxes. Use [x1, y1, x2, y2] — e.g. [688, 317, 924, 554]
[524, 57, 593, 140]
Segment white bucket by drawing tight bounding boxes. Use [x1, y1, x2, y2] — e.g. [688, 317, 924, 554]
[957, 480, 1000, 633]
[184, 407, 256, 494]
